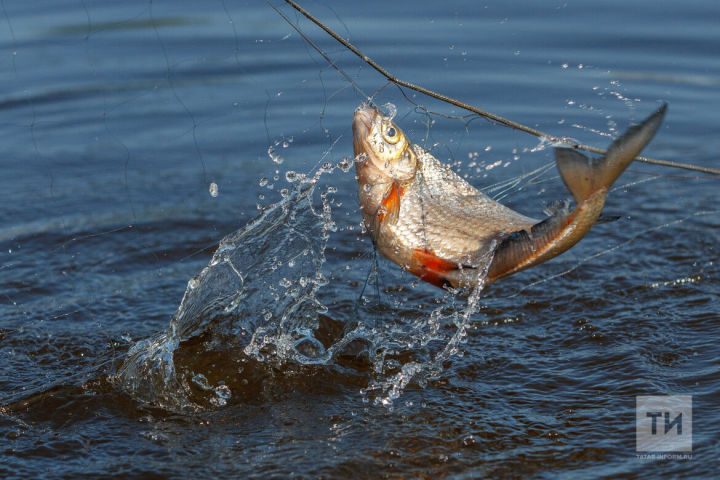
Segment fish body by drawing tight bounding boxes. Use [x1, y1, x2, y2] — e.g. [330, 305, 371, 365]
[352, 103, 666, 289]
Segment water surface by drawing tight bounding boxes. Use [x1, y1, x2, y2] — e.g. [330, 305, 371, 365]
[1, 0, 718, 478]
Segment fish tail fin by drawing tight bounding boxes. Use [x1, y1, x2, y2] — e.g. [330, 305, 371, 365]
[486, 104, 667, 284]
[555, 103, 667, 204]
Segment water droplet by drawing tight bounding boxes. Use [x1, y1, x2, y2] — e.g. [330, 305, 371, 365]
[258, 177, 268, 187]
[294, 336, 326, 359]
[380, 102, 397, 120]
[192, 373, 211, 390]
[267, 145, 284, 164]
[209, 182, 218, 197]
[214, 384, 232, 400]
[337, 157, 353, 172]
[285, 171, 298, 182]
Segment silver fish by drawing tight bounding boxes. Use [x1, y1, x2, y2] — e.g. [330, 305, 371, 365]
[352, 102, 666, 289]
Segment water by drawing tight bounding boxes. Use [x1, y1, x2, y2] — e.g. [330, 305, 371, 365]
[2, 0, 719, 477]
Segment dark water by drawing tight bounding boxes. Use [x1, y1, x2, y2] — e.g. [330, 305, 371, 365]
[2, 0, 719, 478]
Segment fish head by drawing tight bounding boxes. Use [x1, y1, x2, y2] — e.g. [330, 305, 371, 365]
[352, 103, 417, 185]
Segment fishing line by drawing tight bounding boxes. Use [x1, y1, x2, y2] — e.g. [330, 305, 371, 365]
[484, 161, 557, 202]
[269, 0, 715, 307]
[148, 0, 207, 186]
[266, 0, 370, 101]
[269, 2, 679, 201]
[609, 174, 663, 194]
[0, 0, 18, 80]
[80, 2, 138, 220]
[276, 0, 720, 176]
[102, 98, 137, 219]
[502, 209, 720, 298]
[220, 0, 243, 68]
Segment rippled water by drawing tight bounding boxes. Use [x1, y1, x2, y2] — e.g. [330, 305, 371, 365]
[2, 0, 719, 477]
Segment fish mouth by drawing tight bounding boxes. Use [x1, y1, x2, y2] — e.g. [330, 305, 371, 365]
[352, 103, 378, 156]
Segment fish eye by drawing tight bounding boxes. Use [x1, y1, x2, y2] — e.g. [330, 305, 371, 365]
[382, 123, 401, 144]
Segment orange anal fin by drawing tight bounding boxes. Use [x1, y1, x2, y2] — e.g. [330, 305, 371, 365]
[410, 248, 459, 289]
[377, 182, 403, 224]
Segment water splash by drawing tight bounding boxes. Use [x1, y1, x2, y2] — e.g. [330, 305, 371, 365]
[116, 169, 336, 409]
[360, 249, 495, 405]
[116, 151, 494, 411]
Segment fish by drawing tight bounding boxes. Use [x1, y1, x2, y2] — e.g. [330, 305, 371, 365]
[352, 102, 667, 289]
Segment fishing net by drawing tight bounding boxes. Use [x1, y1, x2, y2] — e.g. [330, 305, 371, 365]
[1, 1, 717, 412]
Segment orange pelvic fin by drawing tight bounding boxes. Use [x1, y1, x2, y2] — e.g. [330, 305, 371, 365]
[410, 248, 459, 288]
[377, 181, 403, 224]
